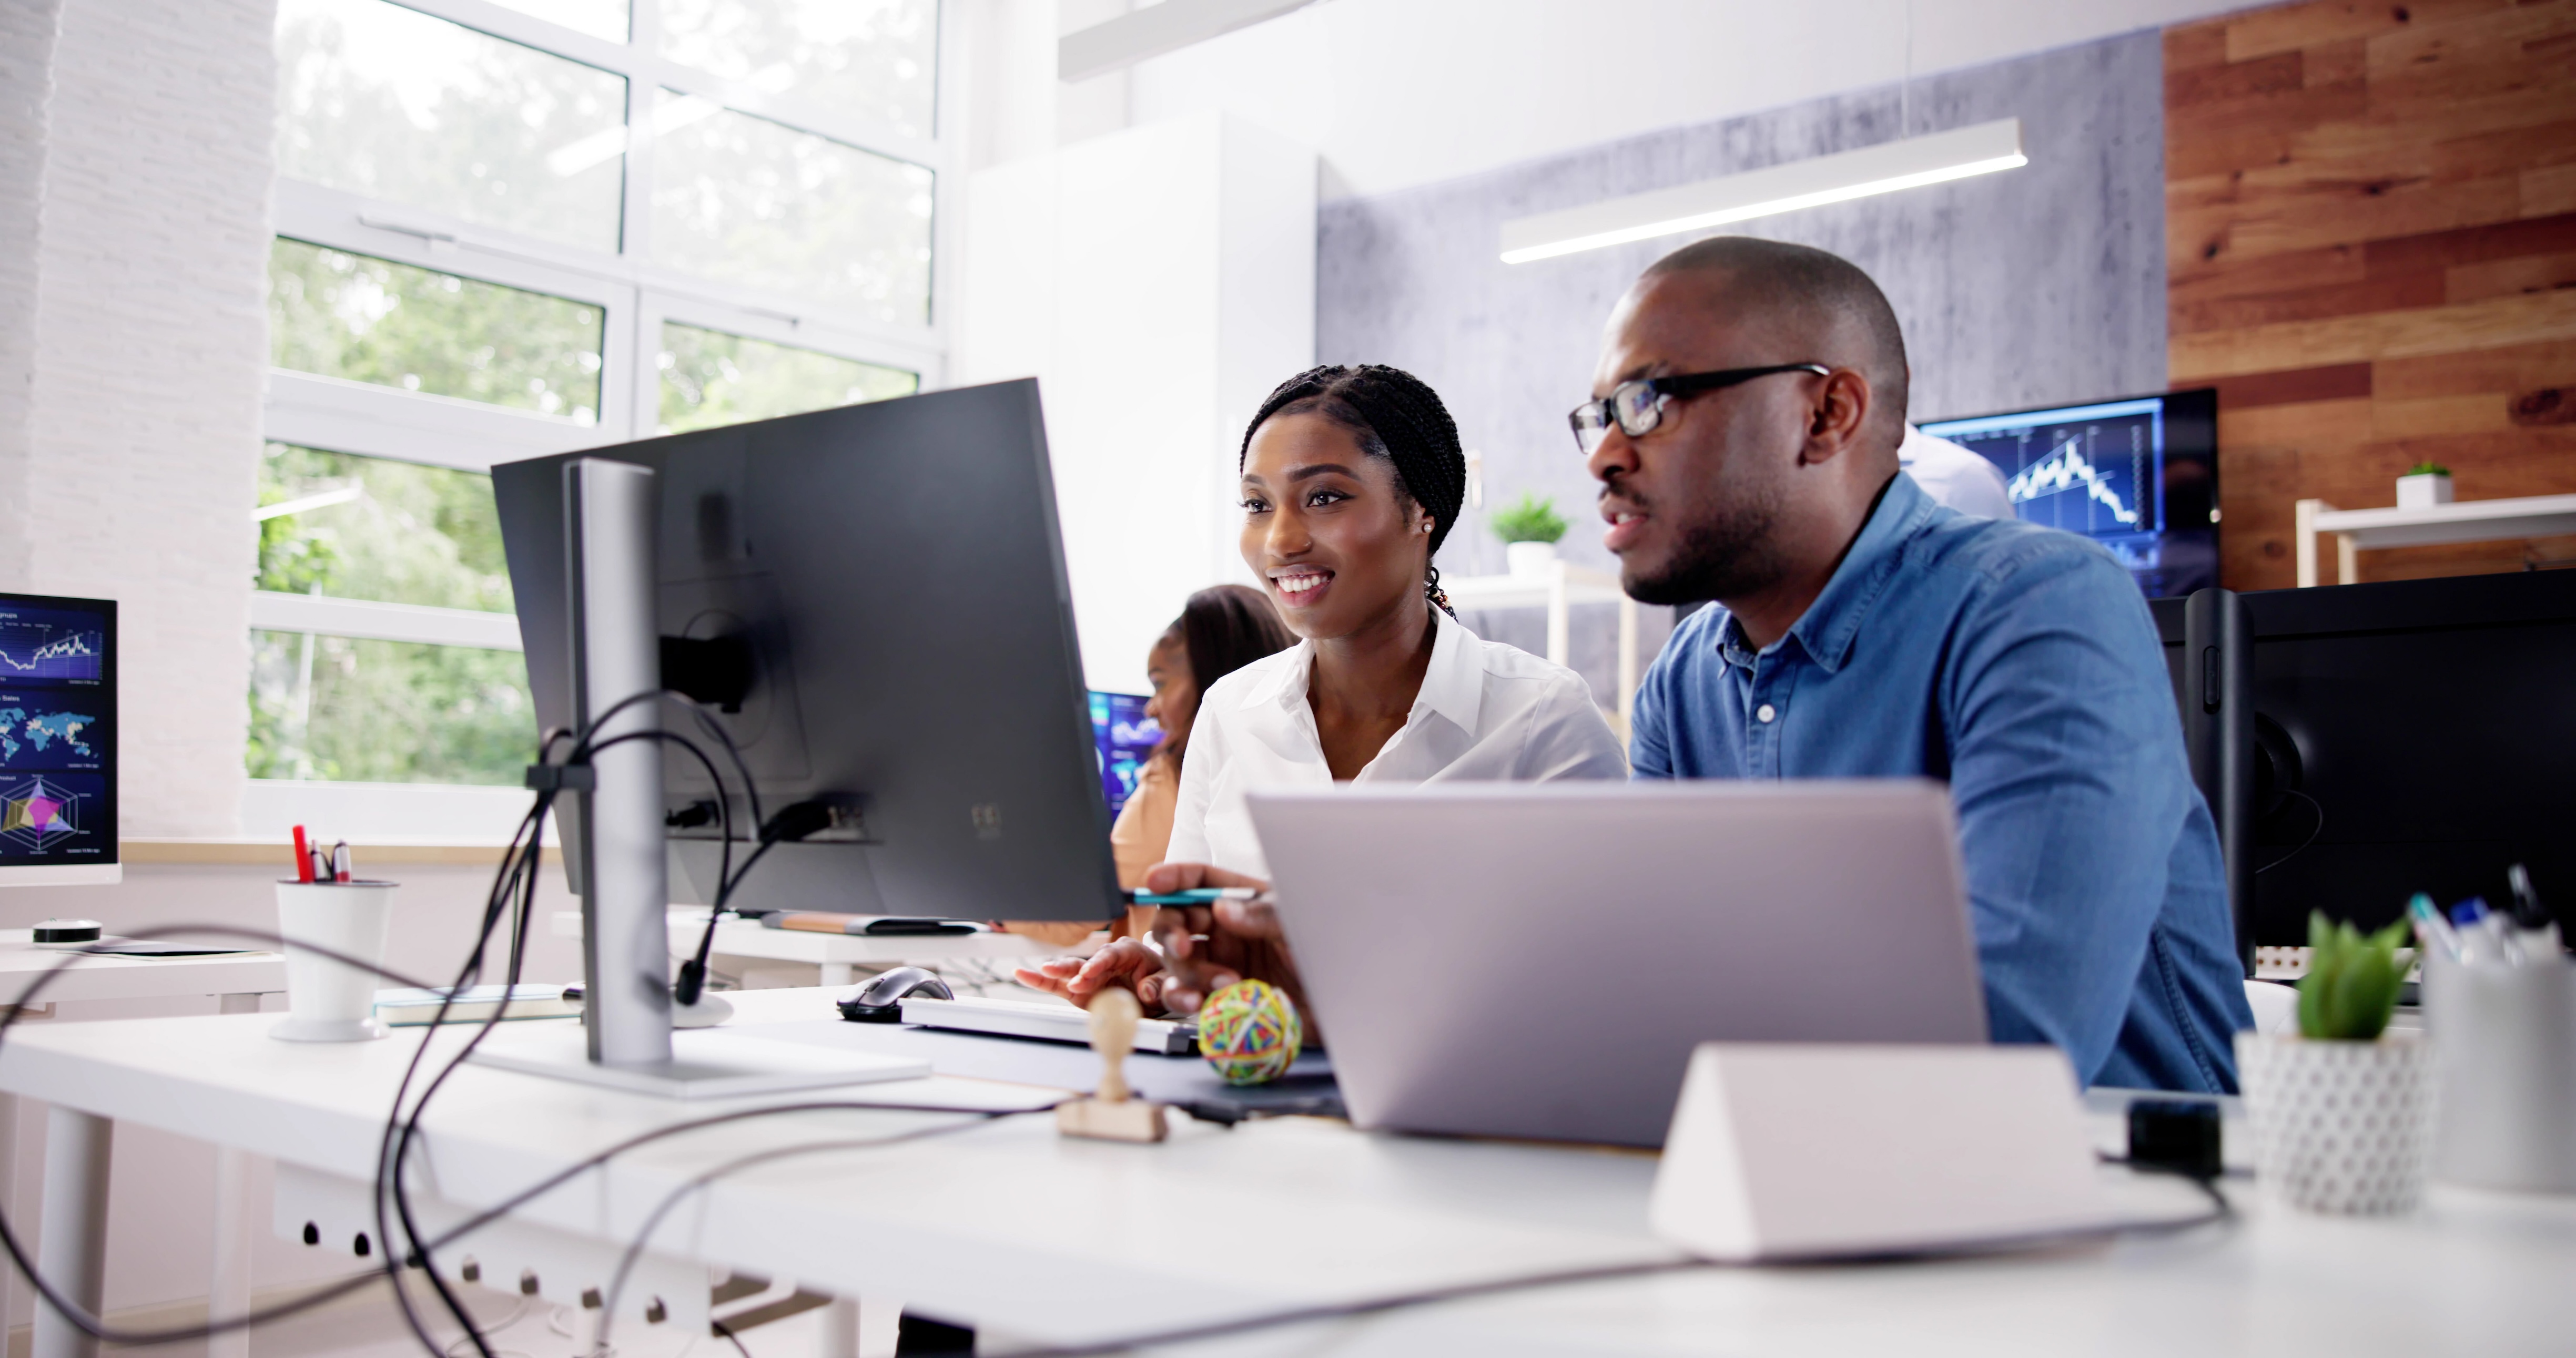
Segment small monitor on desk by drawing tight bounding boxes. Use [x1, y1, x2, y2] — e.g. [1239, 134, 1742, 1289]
[1920, 387, 2218, 599]
[0, 593, 116, 887]
[1090, 691, 1160, 818]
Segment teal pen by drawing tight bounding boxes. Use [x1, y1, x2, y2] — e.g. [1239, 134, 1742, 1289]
[1125, 887, 1259, 906]
[2408, 893, 2460, 962]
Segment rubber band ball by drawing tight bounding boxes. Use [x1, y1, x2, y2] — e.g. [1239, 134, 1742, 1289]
[1196, 979, 1302, 1085]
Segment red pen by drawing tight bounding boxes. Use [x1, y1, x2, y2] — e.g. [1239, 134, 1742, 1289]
[292, 825, 313, 883]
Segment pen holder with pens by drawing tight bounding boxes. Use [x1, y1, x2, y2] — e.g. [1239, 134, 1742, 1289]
[2424, 945, 2576, 1192]
[271, 879, 399, 1043]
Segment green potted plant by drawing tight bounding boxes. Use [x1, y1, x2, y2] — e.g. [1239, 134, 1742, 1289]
[2235, 912, 2436, 1214]
[1491, 492, 1568, 578]
[2396, 460, 2453, 509]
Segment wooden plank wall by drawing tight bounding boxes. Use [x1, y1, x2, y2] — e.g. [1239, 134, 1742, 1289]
[2166, 0, 2576, 589]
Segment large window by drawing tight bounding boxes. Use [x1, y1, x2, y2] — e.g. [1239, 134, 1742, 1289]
[255, 0, 945, 830]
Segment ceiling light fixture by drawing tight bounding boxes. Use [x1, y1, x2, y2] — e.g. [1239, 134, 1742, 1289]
[1498, 118, 2026, 266]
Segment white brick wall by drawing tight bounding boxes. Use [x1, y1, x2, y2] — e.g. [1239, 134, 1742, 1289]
[0, 0, 64, 586]
[14, 0, 275, 836]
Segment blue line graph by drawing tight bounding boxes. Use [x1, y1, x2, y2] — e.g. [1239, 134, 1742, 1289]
[0, 628, 103, 681]
[2007, 439, 2142, 527]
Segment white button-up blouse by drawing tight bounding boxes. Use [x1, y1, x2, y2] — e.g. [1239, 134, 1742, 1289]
[1162, 607, 1629, 879]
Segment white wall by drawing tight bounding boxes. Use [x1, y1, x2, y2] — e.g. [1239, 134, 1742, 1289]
[954, 113, 1315, 693]
[4, 0, 273, 837]
[1095, 0, 2253, 198]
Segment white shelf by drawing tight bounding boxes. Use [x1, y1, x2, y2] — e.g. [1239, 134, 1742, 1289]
[1440, 557, 1640, 737]
[2295, 493, 2576, 586]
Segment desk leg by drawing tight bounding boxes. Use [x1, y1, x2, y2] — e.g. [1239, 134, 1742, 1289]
[818, 963, 855, 988]
[0, 1092, 18, 1356]
[208, 1147, 256, 1358]
[822, 1296, 858, 1358]
[33, 1108, 110, 1358]
[208, 994, 263, 1358]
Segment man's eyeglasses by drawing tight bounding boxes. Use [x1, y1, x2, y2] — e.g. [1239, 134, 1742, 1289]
[1568, 363, 1829, 456]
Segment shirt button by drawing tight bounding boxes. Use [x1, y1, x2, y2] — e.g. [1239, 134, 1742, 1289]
[1756, 703, 1777, 723]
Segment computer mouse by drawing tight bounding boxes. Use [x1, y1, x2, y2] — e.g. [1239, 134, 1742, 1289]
[836, 966, 954, 1023]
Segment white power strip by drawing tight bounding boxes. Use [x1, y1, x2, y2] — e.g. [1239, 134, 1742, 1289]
[898, 995, 1198, 1055]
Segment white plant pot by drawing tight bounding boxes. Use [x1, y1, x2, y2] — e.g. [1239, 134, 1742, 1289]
[2236, 1030, 2437, 1214]
[2395, 472, 2453, 509]
[1505, 540, 1559, 579]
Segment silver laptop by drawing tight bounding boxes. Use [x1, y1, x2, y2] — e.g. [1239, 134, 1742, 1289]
[1247, 780, 1987, 1148]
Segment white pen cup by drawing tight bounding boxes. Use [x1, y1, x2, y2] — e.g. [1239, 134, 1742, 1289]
[271, 879, 398, 1043]
[2424, 943, 2576, 1192]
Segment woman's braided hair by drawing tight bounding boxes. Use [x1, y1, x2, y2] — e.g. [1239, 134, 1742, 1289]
[1238, 364, 1466, 615]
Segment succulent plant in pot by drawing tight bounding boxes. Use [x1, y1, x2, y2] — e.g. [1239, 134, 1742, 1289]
[2237, 912, 2437, 1214]
[2396, 459, 2453, 509]
[1492, 493, 1570, 578]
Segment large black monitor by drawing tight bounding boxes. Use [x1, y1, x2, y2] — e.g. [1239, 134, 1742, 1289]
[0, 593, 116, 886]
[494, 380, 1122, 923]
[1920, 387, 2219, 599]
[2152, 570, 2575, 947]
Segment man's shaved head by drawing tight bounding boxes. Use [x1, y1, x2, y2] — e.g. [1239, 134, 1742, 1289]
[1642, 236, 1910, 445]
[1585, 236, 1914, 636]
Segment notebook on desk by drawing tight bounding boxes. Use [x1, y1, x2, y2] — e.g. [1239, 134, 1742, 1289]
[898, 995, 1198, 1056]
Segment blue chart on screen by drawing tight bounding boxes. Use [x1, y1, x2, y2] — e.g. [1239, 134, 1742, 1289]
[1089, 692, 1163, 818]
[0, 616, 104, 681]
[1920, 396, 2215, 598]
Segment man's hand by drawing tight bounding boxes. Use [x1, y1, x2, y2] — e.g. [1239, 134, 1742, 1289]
[1012, 938, 1167, 1010]
[1139, 862, 1306, 1018]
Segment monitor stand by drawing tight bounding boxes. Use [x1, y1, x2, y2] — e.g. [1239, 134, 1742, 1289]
[467, 1023, 928, 1100]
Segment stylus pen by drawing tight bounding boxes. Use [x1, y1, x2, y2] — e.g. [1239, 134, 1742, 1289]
[1125, 887, 1259, 905]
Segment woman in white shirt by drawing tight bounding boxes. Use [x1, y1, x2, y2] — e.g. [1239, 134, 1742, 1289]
[1018, 363, 1624, 1009]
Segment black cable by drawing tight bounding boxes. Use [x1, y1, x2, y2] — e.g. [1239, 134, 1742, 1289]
[592, 1111, 1048, 1354]
[0, 911, 1046, 1350]
[989, 1179, 2236, 1358]
[382, 712, 744, 1357]
[711, 1319, 754, 1358]
[2255, 789, 2325, 875]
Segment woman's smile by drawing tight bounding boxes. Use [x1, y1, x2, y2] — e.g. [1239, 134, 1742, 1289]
[1267, 565, 1334, 606]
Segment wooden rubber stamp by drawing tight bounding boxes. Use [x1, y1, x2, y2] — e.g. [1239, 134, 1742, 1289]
[1055, 988, 1169, 1143]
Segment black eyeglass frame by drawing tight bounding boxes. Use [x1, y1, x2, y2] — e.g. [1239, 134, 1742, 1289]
[1568, 363, 1831, 455]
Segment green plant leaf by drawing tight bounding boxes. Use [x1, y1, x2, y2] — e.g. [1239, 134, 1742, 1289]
[1489, 492, 1568, 544]
[2296, 910, 2412, 1040]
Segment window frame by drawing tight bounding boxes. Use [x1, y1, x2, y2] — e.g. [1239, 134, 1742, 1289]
[252, 0, 957, 837]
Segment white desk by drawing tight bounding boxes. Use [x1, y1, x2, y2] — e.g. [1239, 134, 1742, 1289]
[3, 988, 2573, 1356]
[552, 908, 1067, 987]
[0, 932, 286, 1358]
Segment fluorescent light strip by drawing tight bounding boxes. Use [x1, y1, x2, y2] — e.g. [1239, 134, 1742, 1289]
[1499, 118, 2027, 266]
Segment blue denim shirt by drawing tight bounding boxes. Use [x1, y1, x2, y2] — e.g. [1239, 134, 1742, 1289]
[1631, 473, 2252, 1092]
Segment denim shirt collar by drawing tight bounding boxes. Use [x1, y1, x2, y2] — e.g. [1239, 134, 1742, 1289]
[1715, 472, 1935, 676]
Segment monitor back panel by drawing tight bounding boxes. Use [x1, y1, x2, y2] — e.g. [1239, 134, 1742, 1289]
[1248, 781, 1987, 1148]
[494, 380, 1121, 923]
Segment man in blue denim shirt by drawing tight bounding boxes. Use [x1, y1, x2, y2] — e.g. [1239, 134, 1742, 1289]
[1581, 238, 2249, 1092]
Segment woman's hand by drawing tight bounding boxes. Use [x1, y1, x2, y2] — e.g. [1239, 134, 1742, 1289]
[1139, 862, 1306, 1017]
[1012, 938, 1168, 1010]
